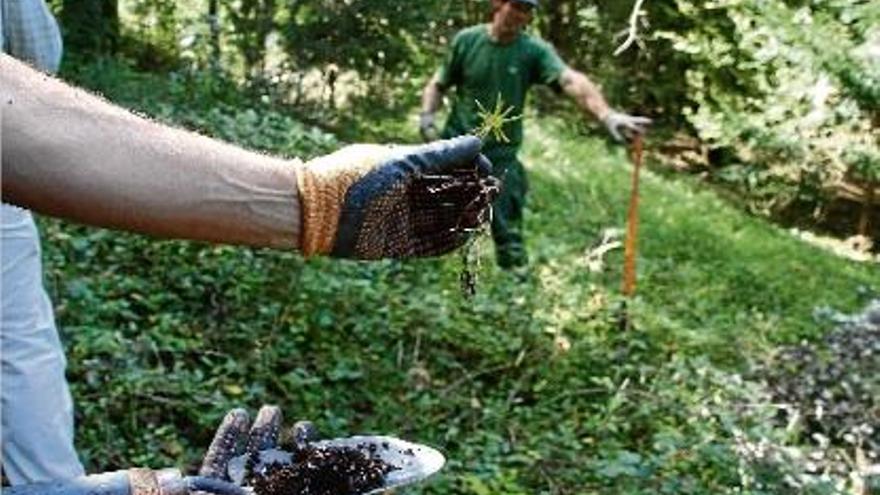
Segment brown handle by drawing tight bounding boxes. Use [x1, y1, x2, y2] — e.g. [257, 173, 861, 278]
[622, 134, 644, 298]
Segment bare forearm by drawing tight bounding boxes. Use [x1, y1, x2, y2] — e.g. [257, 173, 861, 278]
[1, 54, 300, 249]
[421, 74, 444, 114]
[560, 68, 611, 121]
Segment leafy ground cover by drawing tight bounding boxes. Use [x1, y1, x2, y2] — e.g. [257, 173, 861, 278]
[40, 62, 878, 494]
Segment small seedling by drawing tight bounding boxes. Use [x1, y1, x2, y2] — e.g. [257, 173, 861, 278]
[416, 95, 513, 298]
[455, 95, 520, 297]
[474, 94, 521, 144]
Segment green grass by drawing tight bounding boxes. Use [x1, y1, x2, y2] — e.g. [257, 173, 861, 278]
[38, 62, 878, 494]
[523, 118, 875, 363]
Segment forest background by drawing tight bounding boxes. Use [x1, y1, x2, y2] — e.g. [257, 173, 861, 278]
[30, 0, 880, 494]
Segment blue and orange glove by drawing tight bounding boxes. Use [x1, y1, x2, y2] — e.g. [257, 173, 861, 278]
[296, 136, 497, 260]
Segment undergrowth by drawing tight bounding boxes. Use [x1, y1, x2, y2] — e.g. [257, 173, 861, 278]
[39, 60, 878, 494]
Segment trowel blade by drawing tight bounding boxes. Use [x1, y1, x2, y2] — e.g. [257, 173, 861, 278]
[227, 436, 445, 494]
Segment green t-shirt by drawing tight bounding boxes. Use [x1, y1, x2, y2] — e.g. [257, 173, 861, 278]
[437, 24, 566, 153]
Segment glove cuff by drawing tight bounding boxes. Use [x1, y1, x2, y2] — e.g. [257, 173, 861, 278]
[295, 145, 389, 257]
[601, 110, 619, 123]
[296, 166, 330, 257]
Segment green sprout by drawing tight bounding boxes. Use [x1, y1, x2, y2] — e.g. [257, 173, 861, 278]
[474, 94, 521, 143]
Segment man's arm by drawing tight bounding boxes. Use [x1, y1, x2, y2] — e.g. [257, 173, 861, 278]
[558, 67, 651, 141]
[421, 73, 445, 115]
[2, 53, 302, 249]
[558, 67, 612, 121]
[2, 54, 495, 259]
[418, 73, 444, 141]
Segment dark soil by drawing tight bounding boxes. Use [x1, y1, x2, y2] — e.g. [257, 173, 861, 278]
[251, 445, 398, 495]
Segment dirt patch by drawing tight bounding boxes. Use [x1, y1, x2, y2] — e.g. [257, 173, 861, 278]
[251, 444, 398, 495]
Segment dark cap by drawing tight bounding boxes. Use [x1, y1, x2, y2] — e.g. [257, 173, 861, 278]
[512, 0, 538, 7]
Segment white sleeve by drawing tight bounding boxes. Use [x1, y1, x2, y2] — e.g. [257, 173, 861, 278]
[0, 5, 5, 52]
[1, 0, 63, 74]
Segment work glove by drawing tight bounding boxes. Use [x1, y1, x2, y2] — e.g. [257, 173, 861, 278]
[198, 406, 319, 488]
[602, 111, 652, 142]
[296, 135, 497, 260]
[419, 112, 439, 142]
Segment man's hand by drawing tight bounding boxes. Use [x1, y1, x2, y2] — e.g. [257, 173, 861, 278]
[419, 113, 439, 142]
[602, 111, 652, 142]
[296, 135, 498, 260]
[199, 407, 278, 481]
[199, 406, 320, 487]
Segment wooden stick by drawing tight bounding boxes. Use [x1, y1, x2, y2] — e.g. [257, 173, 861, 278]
[622, 134, 644, 298]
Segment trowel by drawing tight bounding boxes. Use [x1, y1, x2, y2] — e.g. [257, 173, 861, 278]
[4, 435, 445, 495]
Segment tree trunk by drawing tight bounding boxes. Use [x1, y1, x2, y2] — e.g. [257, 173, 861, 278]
[542, 0, 564, 50]
[61, 0, 119, 55]
[463, 0, 484, 25]
[208, 0, 221, 70]
[858, 181, 875, 238]
[229, 0, 276, 81]
[257, 0, 276, 75]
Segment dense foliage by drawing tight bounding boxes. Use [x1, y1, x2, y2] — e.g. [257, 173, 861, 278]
[36, 59, 876, 493]
[525, 0, 880, 228]
[762, 310, 879, 475]
[660, 0, 880, 220]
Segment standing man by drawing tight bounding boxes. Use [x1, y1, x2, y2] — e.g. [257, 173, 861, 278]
[1, 0, 87, 484]
[420, 0, 651, 270]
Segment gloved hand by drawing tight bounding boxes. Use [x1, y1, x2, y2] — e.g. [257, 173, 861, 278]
[296, 135, 497, 260]
[602, 111, 652, 142]
[198, 406, 319, 487]
[198, 406, 275, 488]
[419, 112, 439, 142]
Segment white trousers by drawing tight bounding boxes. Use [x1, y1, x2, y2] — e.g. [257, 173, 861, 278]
[1, 204, 84, 484]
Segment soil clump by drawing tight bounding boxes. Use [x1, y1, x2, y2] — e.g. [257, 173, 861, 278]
[251, 444, 397, 495]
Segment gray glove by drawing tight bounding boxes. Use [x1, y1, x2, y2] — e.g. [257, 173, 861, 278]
[419, 112, 439, 142]
[602, 111, 652, 142]
[200, 406, 319, 486]
[199, 407, 280, 481]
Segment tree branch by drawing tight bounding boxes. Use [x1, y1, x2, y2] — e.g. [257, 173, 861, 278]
[614, 0, 647, 56]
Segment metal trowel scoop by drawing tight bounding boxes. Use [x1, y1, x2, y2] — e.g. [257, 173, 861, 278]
[227, 436, 445, 494]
